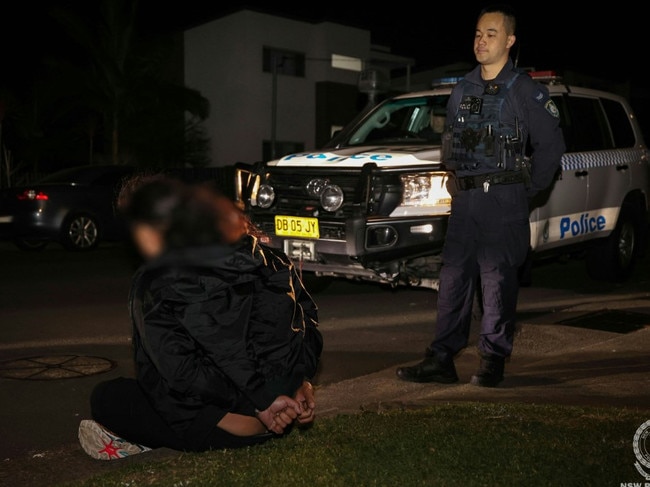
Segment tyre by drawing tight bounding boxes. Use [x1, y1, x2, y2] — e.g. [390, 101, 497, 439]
[586, 203, 641, 282]
[61, 213, 101, 251]
[13, 239, 49, 251]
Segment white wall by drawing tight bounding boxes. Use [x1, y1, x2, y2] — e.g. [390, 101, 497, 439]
[184, 10, 374, 166]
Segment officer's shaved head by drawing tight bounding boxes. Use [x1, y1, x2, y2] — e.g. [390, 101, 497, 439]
[478, 4, 516, 36]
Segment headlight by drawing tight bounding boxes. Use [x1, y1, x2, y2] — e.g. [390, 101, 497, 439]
[390, 173, 452, 216]
[256, 184, 275, 209]
[320, 184, 344, 212]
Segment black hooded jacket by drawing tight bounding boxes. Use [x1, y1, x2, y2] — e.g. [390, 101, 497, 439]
[128, 235, 322, 438]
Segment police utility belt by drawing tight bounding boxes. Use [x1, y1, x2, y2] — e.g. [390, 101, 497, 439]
[455, 170, 525, 193]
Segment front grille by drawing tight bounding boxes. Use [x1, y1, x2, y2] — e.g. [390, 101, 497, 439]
[261, 170, 365, 219]
[246, 166, 415, 237]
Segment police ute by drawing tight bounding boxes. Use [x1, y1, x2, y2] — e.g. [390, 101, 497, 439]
[236, 71, 650, 290]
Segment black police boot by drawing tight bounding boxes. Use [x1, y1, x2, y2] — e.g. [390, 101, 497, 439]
[470, 354, 505, 387]
[396, 354, 458, 384]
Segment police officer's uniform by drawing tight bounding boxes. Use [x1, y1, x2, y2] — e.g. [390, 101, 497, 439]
[413, 59, 565, 383]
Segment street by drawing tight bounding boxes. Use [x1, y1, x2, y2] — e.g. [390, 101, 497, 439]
[1, 240, 650, 385]
[0, 240, 645, 375]
[0, 239, 650, 467]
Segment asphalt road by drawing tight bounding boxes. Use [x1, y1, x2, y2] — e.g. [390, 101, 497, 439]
[2, 238, 647, 386]
[1, 240, 650, 486]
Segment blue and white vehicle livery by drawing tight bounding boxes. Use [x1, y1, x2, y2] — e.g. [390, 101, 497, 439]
[236, 72, 650, 288]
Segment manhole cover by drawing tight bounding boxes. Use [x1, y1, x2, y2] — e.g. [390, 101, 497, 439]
[0, 355, 116, 380]
[556, 309, 650, 334]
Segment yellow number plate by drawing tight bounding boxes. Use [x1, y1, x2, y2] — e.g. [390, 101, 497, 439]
[274, 215, 320, 238]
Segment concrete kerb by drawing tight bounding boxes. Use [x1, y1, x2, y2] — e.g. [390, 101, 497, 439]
[316, 296, 650, 417]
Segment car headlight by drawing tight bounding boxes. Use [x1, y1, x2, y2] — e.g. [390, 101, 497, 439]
[320, 184, 344, 212]
[390, 173, 452, 216]
[256, 184, 275, 209]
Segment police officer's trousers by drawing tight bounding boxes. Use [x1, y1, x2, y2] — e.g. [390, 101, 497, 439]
[428, 183, 530, 361]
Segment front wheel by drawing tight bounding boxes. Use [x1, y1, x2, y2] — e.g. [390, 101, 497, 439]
[61, 213, 101, 251]
[586, 203, 641, 282]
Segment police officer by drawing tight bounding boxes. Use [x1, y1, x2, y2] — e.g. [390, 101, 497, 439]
[396, 4, 565, 387]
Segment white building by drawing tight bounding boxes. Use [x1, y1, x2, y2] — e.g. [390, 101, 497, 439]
[184, 9, 414, 167]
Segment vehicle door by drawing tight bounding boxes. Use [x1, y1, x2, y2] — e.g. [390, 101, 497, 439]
[583, 95, 636, 236]
[530, 91, 590, 252]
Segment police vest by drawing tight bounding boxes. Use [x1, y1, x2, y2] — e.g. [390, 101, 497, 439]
[442, 73, 521, 172]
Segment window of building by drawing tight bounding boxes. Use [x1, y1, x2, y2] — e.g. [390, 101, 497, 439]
[263, 47, 305, 77]
[331, 54, 362, 72]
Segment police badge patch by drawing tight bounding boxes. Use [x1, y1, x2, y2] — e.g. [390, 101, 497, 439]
[545, 99, 560, 118]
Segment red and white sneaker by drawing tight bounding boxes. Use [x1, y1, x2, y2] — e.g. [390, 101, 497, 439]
[78, 419, 152, 460]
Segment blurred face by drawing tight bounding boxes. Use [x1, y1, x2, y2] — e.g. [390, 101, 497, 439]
[431, 115, 446, 133]
[474, 12, 515, 68]
[131, 223, 165, 260]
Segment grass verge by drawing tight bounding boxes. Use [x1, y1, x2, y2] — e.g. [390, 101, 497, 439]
[61, 402, 648, 486]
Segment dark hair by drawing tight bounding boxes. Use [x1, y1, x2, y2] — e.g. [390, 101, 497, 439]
[117, 174, 250, 249]
[479, 4, 516, 35]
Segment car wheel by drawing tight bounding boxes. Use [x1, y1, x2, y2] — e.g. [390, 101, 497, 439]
[61, 213, 101, 251]
[13, 239, 49, 251]
[586, 203, 641, 282]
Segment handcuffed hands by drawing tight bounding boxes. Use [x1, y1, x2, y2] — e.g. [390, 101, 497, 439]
[256, 395, 302, 434]
[294, 380, 316, 425]
[255, 381, 317, 433]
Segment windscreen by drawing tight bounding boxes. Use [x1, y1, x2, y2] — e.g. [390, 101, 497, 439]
[347, 95, 450, 146]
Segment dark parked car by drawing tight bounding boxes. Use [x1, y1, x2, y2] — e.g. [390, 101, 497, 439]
[0, 164, 136, 251]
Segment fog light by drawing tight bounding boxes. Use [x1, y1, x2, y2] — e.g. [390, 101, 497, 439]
[321, 184, 343, 212]
[366, 225, 397, 248]
[256, 184, 275, 208]
[306, 178, 328, 197]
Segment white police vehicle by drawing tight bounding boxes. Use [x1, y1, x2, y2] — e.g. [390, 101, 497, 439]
[236, 72, 650, 289]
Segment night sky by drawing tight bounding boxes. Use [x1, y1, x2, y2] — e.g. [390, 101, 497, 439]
[140, 2, 644, 84]
[0, 1, 643, 86]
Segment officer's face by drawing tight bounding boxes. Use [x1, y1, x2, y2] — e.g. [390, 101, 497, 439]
[474, 12, 515, 68]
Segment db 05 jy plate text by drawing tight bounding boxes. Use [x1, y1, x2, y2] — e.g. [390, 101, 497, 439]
[274, 215, 320, 238]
